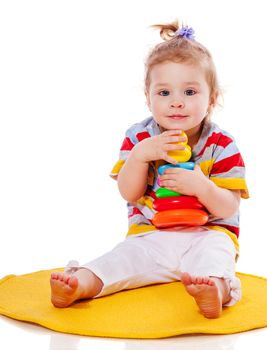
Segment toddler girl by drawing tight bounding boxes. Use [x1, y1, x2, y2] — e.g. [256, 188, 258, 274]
[50, 21, 248, 319]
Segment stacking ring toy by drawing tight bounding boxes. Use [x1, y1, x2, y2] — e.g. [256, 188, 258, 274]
[168, 144, 192, 163]
[167, 131, 192, 163]
[153, 131, 208, 228]
[176, 131, 188, 145]
[153, 196, 205, 211]
[156, 187, 182, 198]
[158, 162, 195, 175]
[152, 209, 209, 228]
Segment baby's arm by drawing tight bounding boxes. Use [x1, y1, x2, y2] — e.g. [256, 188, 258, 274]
[117, 150, 149, 203]
[117, 130, 186, 203]
[196, 177, 240, 219]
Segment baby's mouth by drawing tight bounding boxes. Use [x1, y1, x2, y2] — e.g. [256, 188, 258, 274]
[168, 114, 188, 120]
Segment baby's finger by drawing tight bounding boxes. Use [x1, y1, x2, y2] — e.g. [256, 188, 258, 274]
[163, 154, 178, 165]
[160, 172, 179, 182]
[164, 167, 181, 174]
[164, 135, 187, 144]
[162, 129, 183, 137]
[162, 180, 176, 188]
[163, 143, 186, 151]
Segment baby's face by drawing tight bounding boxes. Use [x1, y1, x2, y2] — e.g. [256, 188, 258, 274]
[146, 61, 211, 137]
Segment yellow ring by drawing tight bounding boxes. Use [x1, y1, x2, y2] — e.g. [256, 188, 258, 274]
[168, 144, 192, 162]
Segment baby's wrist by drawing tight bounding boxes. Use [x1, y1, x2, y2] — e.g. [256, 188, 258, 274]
[131, 143, 151, 164]
[196, 177, 214, 202]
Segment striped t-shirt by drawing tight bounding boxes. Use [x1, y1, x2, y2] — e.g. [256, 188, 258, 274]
[110, 117, 249, 246]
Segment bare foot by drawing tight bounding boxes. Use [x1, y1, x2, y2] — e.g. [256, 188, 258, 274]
[181, 272, 229, 319]
[50, 272, 83, 308]
[50, 269, 103, 308]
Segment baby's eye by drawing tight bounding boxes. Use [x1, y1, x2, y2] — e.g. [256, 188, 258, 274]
[159, 90, 170, 96]
[185, 89, 196, 96]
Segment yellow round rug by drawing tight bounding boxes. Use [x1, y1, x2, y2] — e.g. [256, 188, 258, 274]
[0, 269, 267, 338]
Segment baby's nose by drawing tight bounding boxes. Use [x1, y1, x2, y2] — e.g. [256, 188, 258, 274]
[170, 99, 184, 108]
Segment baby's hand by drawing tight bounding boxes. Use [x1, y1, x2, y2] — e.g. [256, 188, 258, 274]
[132, 130, 186, 165]
[159, 165, 208, 197]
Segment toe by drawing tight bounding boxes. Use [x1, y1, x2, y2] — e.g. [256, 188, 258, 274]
[51, 273, 57, 280]
[59, 273, 66, 282]
[181, 272, 193, 285]
[203, 277, 209, 284]
[63, 274, 70, 283]
[68, 276, 78, 288]
[196, 276, 203, 284]
[208, 278, 215, 286]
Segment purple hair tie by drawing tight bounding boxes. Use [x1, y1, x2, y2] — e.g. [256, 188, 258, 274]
[175, 26, 195, 40]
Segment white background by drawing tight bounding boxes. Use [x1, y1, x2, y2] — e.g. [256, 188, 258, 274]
[1, 0, 267, 349]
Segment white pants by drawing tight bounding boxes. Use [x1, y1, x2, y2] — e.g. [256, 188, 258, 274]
[66, 227, 241, 306]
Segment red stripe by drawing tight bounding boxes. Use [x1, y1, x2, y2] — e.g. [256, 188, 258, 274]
[210, 223, 240, 238]
[146, 188, 157, 200]
[128, 207, 143, 218]
[136, 131, 150, 142]
[211, 153, 245, 174]
[198, 132, 233, 156]
[120, 137, 135, 151]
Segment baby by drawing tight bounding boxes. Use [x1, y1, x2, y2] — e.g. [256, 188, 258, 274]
[50, 21, 248, 318]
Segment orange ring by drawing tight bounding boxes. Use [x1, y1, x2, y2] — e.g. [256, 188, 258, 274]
[152, 209, 209, 228]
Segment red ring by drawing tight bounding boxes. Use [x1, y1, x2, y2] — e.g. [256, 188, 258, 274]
[153, 196, 204, 211]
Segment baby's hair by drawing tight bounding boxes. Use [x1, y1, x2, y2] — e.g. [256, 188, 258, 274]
[145, 20, 220, 116]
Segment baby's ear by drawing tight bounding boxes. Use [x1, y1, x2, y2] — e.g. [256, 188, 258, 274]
[209, 91, 219, 110]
